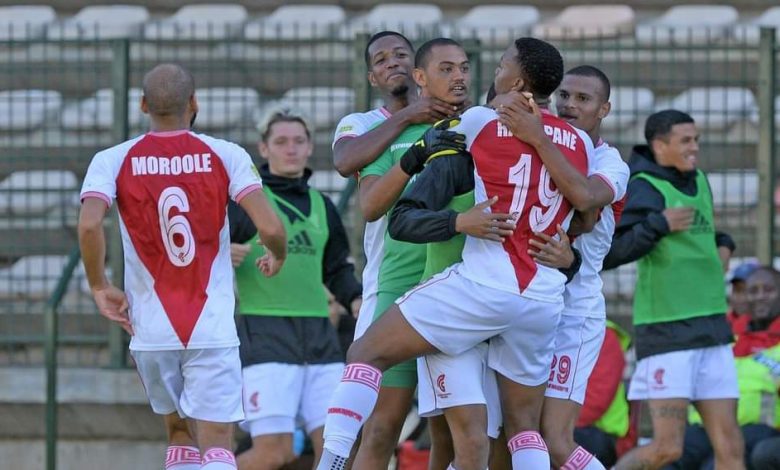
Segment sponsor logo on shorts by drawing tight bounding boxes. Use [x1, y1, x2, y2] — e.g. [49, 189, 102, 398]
[435, 374, 451, 399]
[652, 367, 666, 390]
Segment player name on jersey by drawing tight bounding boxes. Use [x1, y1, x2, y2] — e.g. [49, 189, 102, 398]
[495, 122, 579, 151]
[131, 153, 213, 176]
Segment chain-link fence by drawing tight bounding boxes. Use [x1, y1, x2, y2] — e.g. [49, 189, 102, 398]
[0, 25, 777, 367]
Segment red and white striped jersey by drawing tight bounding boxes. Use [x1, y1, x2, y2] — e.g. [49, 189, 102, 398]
[80, 130, 262, 351]
[564, 141, 629, 317]
[452, 106, 592, 301]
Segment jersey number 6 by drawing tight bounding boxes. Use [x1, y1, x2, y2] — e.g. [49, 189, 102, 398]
[508, 153, 563, 233]
[158, 186, 195, 267]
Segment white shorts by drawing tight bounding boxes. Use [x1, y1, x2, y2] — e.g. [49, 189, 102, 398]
[417, 342, 502, 439]
[545, 315, 606, 404]
[131, 347, 243, 423]
[353, 291, 377, 340]
[398, 267, 563, 386]
[628, 345, 739, 401]
[241, 362, 344, 436]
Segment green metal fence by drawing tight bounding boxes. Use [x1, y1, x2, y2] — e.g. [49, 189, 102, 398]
[0, 26, 777, 371]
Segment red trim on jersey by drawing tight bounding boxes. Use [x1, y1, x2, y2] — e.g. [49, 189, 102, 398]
[379, 107, 392, 118]
[81, 191, 111, 207]
[235, 183, 262, 203]
[147, 129, 190, 137]
[611, 195, 627, 226]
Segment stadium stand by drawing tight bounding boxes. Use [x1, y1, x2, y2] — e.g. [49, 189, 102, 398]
[141, 3, 248, 40]
[736, 6, 780, 42]
[0, 90, 62, 132]
[60, 88, 145, 131]
[191, 86, 259, 129]
[448, 5, 540, 45]
[707, 170, 759, 208]
[45, 5, 149, 40]
[661, 86, 757, 132]
[244, 5, 346, 40]
[0, 5, 56, 40]
[257, 87, 354, 130]
[635, 5, 740, 45]
[0, 170, 78, 216]
[600, 86, 655, 132]
[0, 255, 68, 300]
[348, 3, 442, 39]
[533, 5, 636, 39]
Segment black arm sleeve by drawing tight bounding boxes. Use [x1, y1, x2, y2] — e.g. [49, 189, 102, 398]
[560, 247, 582, 284]
[388, 154, 474, 244]
[321, 195, 362, 313]
[228, 200, 258, 244]
[602, 179, 670, 270]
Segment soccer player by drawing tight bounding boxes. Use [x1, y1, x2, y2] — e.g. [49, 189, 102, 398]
[228, 109, 362, 470]
[78, 64, 287, 470]
[316, 37, 591, 470]
[331, 31, 463, 467]
[603, 110, 743, 470]
[497, 65, 630, 470]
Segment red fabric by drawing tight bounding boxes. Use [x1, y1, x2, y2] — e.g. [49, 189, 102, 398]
[732, 316, 780, 357]
[729, 311, 751, 336]
[616, 401, 641, 457]
[396, 441, 429, 470]
[577, 328, 625, 427]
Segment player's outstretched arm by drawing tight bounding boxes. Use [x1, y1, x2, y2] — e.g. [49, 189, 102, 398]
[497, 95, 613, 212]
[238, 189, 287, 276]
[333, 98, 460, 176]
[78, 198, 132, 335]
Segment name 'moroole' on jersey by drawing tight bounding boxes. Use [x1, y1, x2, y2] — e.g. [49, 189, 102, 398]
[80, 130, 262, 351]
[452, 106, 592, 302]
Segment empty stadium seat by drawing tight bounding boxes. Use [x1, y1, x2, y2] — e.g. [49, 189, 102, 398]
[707, 170, 758, 208]
[600, 87, 654, 131]
[0, 255, 68, 299]
[258, 87, 354, 130]
[142, 4, 248, 40]
[450, 5, 540, 45]
[737, 7, 780, 43]
[0, 5, 56, 40]
[0, 90, 62, 132]
[244, 5, 346, 40]
[61, 88, 145, 131]
[46, 5, 149, 40]
[348, 4, 442, 39]
[193, 87, 260, 129]
[661, 87, 756, 131]
[309, 170, 349, 202]
[636, 5, 739, 45]
[0, 170, 79, 216]
[533, 5, 635, 40]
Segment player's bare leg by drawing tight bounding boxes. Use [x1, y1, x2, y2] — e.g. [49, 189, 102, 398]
[489, 429, 512, 470]
[316, 304, 437, 469]
[352, 386, 414, 468]
[442, 404, 490, 470]
[237, 433, 295, 470]
[308, 426, 325, 469]
[541, 397, 588, 468]
[496, 374, 549, 469]
[614, 399, 687, 470]
[164, 413, 201, 470]
[428, 415, 454, 470]
[196, 420, 238, 469]
[695, 399, 745, 470]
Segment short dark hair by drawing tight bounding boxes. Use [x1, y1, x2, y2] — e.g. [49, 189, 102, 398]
[415, 38, 464, 68]
[364, 31, 413, 67]
[142, 63, 194, 117]
[513, 37, 563, 98]
[644, 109, 695, 145]
[565, 65, 611, 100]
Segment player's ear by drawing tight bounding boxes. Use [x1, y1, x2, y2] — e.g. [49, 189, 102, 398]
[413, 67, 426, 88]
[367, 71, 378, 88]
[140, 94, 149, 115]
[258, 141, 270, 160]
[510, 77, 524, 93]
[599, 101, 611, 120]
[189, 94, 199, 116]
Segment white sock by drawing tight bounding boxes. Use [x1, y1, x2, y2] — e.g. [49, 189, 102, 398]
[200, 448, 236, 469]
[507, 431, 550, 470]
[560, 446, 606, 470]
[165, 445, 200, 470]
[320, 363, 382, 459]
[317, 448, 349, 470]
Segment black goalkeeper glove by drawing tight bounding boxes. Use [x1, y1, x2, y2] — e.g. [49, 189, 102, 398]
[399, 118, 466, 176]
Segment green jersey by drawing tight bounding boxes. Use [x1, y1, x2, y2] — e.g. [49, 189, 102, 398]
[360, 123, 429, 297]
[632, 170, 728, 325]
[421, 191, 474, 281]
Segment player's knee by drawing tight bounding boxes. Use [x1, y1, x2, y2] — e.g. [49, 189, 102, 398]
[453, 427, 490, 465]
[361, 419, 402, 454]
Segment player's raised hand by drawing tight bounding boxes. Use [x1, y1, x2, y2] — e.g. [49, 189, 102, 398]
[663, 206, 695, 232]
[230, 243, 251, 268]
[92, 284, 133, 335]
[496, 92, 547, 148]
[399, 118, 466, 175]
[256, 250, 284, 277]
[529, 225, 574, 269]
[489, 90, 534, 113]
[399, 96, 464, 124]
[455, 196, 516, 242]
